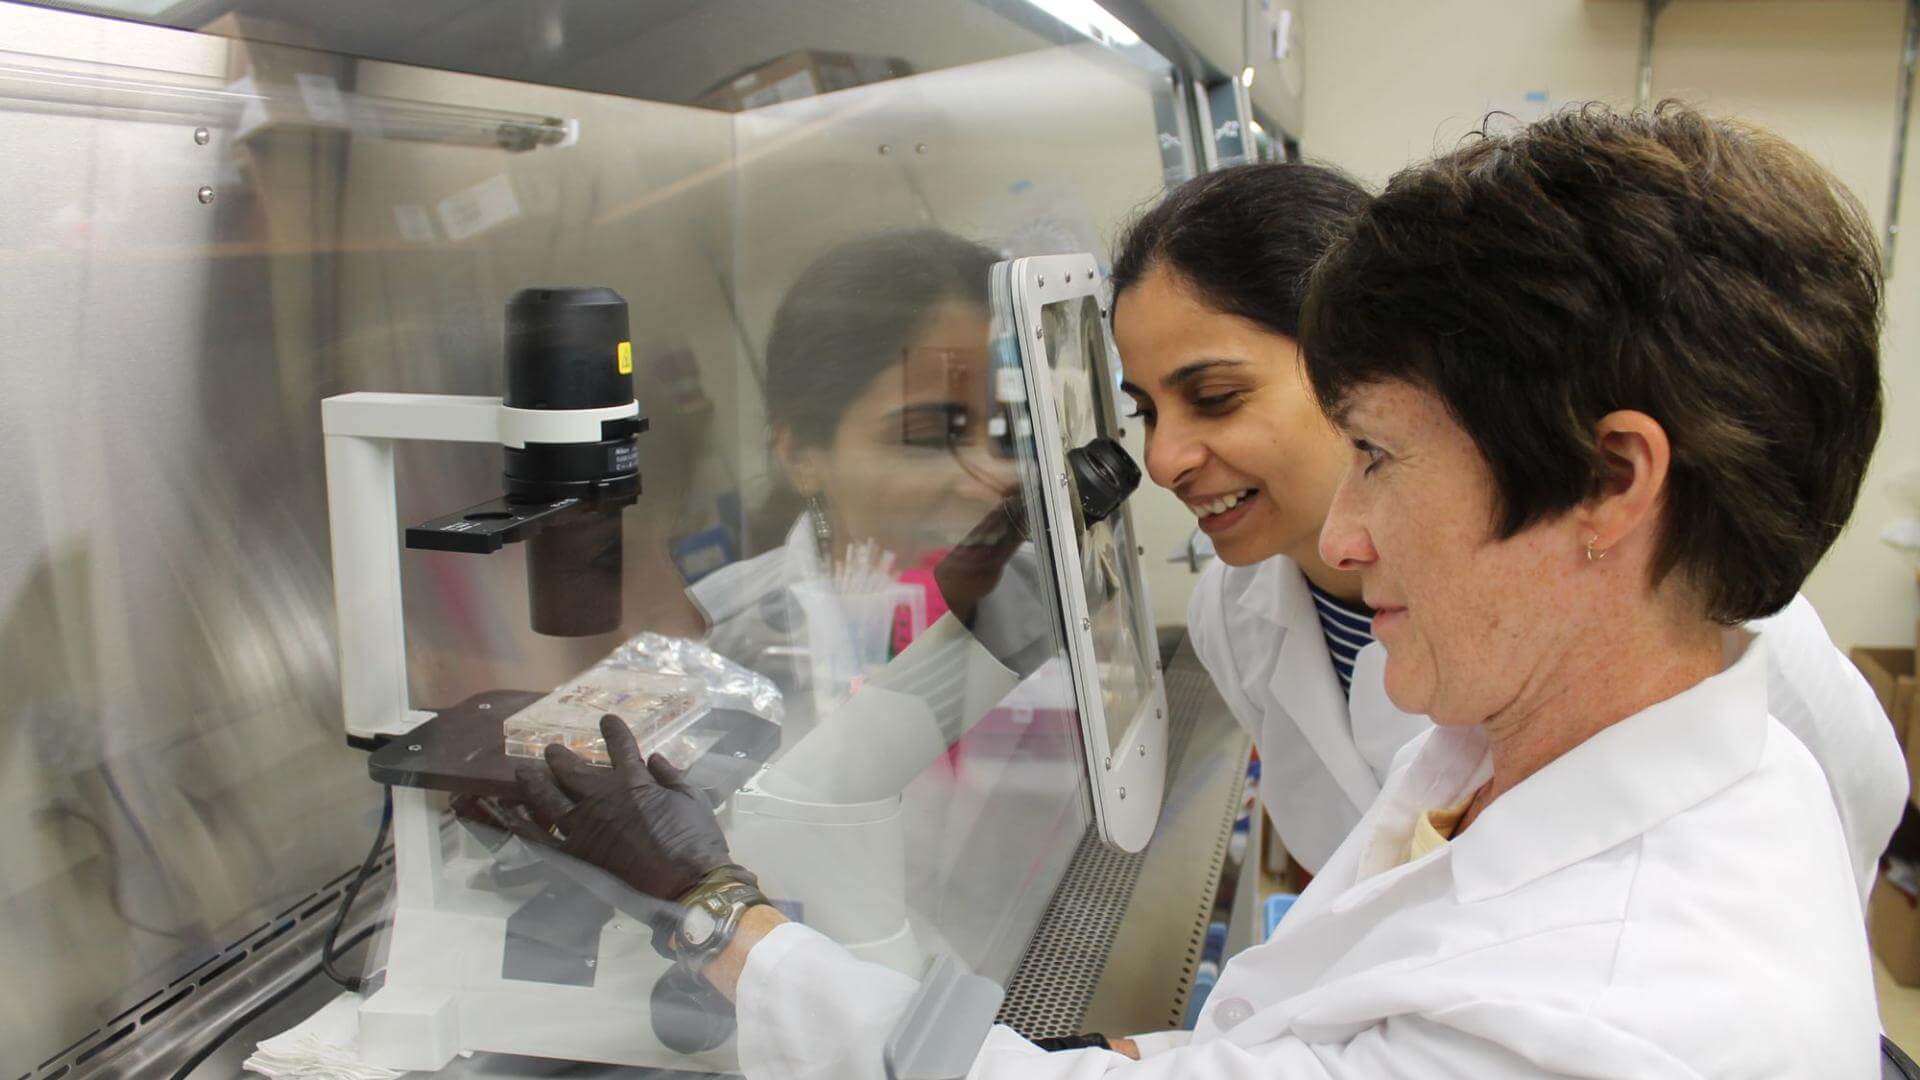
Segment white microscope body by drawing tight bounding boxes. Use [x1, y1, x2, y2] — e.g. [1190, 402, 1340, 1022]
[323, 390, 1019, 1072]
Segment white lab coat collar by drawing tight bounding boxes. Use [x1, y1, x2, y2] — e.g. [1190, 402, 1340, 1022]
[690, 515, 821, 625]
[1235, 557, 1383, 810]
[1356, 631, 1771, 906]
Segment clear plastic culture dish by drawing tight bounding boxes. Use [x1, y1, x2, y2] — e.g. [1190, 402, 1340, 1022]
[504, 669, 712, 766]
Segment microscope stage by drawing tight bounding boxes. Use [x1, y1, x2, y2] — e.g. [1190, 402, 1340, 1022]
[368, 689, 778, 799]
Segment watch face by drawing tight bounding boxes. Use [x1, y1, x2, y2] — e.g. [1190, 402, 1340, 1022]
[682, 904, 719, 947]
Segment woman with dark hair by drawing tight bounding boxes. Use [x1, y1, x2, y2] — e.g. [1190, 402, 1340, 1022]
[689, 229, 1036, 733]
[1108, 164, 1430, 876]
[517, 105, 1895, 1077]
[680, 229, 1073, 970]
[1109, 161, 1900, 906]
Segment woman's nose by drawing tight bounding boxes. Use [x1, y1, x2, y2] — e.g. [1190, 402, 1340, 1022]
[1144, 418, 1206, 492]
[1318, 472, 1378, 572]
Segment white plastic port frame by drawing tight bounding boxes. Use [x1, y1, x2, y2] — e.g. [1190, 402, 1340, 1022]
[1003, 254, 1168, 853]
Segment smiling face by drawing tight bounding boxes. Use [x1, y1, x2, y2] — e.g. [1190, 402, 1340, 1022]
[1317, 380, 1584, 726]
[1112, 265, 1349, 568]
[783, 296, 1013, 564]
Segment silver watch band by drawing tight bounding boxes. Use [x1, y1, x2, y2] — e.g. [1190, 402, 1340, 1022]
[670, 876, 769, 971]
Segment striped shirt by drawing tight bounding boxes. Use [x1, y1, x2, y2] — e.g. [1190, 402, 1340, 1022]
[1306, 579, 1375, 697]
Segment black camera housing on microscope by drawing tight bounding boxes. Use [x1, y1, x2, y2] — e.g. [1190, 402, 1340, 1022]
[406, 286, 647, 638]
[503, 287, 645, 504]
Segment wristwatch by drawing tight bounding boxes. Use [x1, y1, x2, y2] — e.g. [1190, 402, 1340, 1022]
[669, 867, 769, 971]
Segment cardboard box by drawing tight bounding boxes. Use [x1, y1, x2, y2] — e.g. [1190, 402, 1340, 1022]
[1874, 872, 1920, 987]
[694, 49, 912, 112]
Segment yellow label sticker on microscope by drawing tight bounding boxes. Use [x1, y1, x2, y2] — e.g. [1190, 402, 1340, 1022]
[617, 341, 633, 375]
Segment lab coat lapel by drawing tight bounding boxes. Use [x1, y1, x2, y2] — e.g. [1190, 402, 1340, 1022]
[1315, 725, 1489, 915]
[1447, 633, 1773, 903]
[1317, 638, 1772, 910]
[1254, 562, 1384, 811]
[1206, 733, 1487, 1010]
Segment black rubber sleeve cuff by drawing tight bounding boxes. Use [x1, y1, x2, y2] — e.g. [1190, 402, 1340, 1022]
[1032, 1033, 1113, 1053]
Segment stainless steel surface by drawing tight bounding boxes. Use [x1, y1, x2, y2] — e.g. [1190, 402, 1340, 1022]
[1104, 0, 1302, 140]
[0, 47, 575, 151]
[25, 0, 1151, 110]
[994, 637, 1249, 1038]
[1114, 0, 1244, 88]
[81, 867, 392, 1078]
[0, 3, 735, 1069]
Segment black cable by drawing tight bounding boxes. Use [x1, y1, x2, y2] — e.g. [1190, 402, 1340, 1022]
[322, 785, 393, 993]
[164, 788, 393, 1077]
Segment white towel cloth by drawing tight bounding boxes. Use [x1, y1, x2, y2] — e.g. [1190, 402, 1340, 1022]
[242, 993, 402, 1080]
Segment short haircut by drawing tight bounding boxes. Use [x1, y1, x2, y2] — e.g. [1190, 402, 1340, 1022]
[1111, 163, 1370, 338]
[1301, 102, 1883, 623]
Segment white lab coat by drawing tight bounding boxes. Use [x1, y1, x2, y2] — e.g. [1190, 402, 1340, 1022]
[1344, 593, 1906, 910]
[1184, 556, 1429, 873]
[1735, 594, 1907, 906]
[1191, 556, 1905, 901]
[734, 633, 1883, 1078]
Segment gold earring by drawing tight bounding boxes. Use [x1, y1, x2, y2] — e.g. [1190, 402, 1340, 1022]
[1586, 535, 1608, 562]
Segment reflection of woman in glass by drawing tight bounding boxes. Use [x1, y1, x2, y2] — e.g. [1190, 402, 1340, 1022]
[689, 230, 1034, 727]
[684, 229, 1075, 967]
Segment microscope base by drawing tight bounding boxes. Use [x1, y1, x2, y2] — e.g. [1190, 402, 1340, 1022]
[357, 790, 734, 1073]
[358, 785, 925, 1073]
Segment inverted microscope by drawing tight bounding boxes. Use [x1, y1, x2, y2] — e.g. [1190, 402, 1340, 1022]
[320, 286, 1038, 1073]
[319, 258, 1158, 1073]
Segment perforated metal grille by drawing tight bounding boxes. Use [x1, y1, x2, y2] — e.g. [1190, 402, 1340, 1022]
[996, 650, 1238, 1039]
[1153, 659, 1244, 1031]
[1161, 659, 1214, 774]
[995, 826, 1146, 1037]
[997, 657, 1218, 1037]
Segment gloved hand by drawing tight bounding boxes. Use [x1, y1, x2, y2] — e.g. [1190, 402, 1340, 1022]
[511, 713, 747, 906]
[933, 496, 1026, 629]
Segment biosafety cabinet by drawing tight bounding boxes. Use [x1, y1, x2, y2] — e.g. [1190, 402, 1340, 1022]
[0, 2, 1278, 1075]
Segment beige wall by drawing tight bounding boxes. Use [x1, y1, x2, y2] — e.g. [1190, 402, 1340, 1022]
[1301, 0, 1918, 651]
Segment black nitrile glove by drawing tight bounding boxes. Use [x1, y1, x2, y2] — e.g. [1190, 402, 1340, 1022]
[933, 498, 1053, 678]
[511, 713, 746, 906]
[933, 497, 1026, 630]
